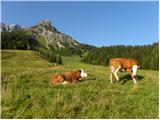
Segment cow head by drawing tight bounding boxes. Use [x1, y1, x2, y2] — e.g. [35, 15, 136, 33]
[80, 69, 87, 78]
[131, 65, 140, 77]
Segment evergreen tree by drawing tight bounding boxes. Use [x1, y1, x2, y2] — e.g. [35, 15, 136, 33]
[82, 42, 159, 70]
[58, 56, 63, 65]
[53, 56, 57, 63]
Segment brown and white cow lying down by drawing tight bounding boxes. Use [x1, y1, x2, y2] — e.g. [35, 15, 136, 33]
[50, 69, 87, 85]
[109, 58, 140, 84]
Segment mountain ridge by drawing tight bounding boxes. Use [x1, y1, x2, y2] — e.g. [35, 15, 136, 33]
[1, 20, 80, 50]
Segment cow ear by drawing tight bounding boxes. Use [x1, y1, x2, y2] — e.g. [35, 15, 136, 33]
[81, 69, 84, 72]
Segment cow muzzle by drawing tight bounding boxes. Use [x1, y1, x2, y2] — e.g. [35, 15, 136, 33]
[131, 73, 136, 78]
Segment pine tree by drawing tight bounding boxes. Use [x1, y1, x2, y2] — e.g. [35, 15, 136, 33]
[53, 56, 57, 63]
[58, 56, 63, 65]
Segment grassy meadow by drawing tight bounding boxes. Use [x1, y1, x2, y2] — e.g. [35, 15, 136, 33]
[1, 50, 159, 119]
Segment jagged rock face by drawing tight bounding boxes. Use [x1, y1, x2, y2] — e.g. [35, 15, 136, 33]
[1, 23, 9, 32]
[9, 24, 22, 31]
[30, 20, 79, 49]
[32, 20, 57, 32]
[1, 20, 79, 50]
[0, 23, 22, 32]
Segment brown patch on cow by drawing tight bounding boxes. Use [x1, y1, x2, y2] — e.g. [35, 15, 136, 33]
[109, 58, 137, 71]
[49, 70, 82, 85]
[49, 74, 64, 85]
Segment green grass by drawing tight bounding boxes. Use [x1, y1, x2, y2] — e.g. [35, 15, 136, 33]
[1, 50, 159, 119]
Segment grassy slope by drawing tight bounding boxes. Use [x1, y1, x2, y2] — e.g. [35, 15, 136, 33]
[1, 50, 159, 119]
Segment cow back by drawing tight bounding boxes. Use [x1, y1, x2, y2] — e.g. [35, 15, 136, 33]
[109, 58, 137, 69]
[62, 70, 81, 82]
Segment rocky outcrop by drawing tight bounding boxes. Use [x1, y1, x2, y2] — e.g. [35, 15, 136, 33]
[1, 20, 79, 50]
[0, 23, 22, 32]
[30, 20, 79, 49]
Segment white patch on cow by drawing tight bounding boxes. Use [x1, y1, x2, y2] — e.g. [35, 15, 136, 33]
[62, 81, 68, 84]
[132, 65, 138, 76]
[80, 69, 87, 78]
[113, 66, 121, 81]
[110, 72, 113, 83]
[110, 66, 115, 72]
[114, 72, 119, 81]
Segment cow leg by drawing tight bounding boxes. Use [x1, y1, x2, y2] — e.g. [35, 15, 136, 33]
[113, 65, 121, 81]
[110, 66, 115, 83]
[129, 70, 137, 84]
[62, 81, 69, 84]
[133, 78, 137, 84]
[72, 79, 79, 83]
[114, 72, 119, 81]
[110, 72, 113, 83]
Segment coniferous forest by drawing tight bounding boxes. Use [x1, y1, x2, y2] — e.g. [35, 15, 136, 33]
[1, 31, 63, 65]
[1, 31, 40, 50]
[1, 31, 158, 70]
[82, 42, 159, 70]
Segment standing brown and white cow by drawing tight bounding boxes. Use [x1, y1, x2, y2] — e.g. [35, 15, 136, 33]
[109, 58, 140, 84]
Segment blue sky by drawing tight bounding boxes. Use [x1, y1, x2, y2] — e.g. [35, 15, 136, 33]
[1, 1, 158, 47]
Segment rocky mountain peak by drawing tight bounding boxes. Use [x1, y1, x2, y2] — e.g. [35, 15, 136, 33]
[1, 20, 79, 50]
[37, 20, 52, 28]
[32, 20, 57, 32]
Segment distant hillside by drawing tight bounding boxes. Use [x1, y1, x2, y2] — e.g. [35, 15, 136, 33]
[1, 20, 86, 56]
[1, 20, 97, 64]
[1, 20, 79, 48]
[82, 42, 159, 70]
[1, 20, 158, 70]
[1, 30, 40, 50]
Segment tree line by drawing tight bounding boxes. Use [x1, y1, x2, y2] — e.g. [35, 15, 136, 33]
[1, 31, 39, 50]
[1, 31, 63, 65]
[36, 47, 63, 65]
[2, 31, 158, 70]
[82, 42, 159, 70]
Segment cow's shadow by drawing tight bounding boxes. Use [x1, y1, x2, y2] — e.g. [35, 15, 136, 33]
[80, 77, 96, 83]
[119, 74, 144, 84]
[80, 74, 97, 83]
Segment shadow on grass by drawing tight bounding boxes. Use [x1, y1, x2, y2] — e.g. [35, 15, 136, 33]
[80, 77, 96, 83]
[80, 74, 97, 83]
[120, 74, 144, 84]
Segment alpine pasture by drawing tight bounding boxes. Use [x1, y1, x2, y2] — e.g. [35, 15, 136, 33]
[1, 50, 159, 119]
